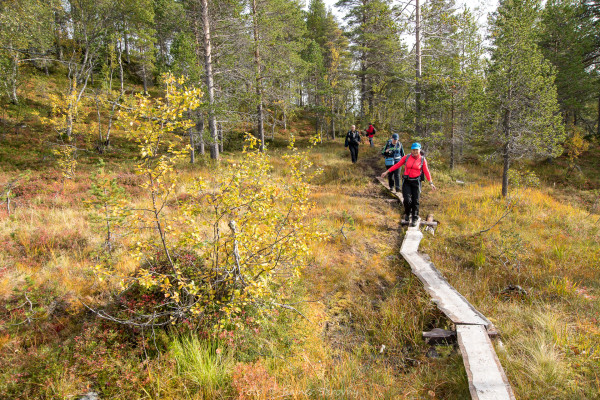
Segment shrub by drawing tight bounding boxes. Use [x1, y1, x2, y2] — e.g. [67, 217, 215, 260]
[95, 76, 323, 335]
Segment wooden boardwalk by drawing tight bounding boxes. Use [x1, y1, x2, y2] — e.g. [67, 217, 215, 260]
[400, 228, 491, 327]
[379, 179, 515, 399]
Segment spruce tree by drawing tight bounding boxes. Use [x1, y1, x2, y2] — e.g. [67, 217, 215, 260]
[488, 0, 565, 197]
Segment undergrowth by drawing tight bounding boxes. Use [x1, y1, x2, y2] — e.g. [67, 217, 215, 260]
[1, 69, 599, 399]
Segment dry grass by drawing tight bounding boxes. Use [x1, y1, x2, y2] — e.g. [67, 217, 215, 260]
[421, 165, 600, 399]
[2, 70, 599, 398]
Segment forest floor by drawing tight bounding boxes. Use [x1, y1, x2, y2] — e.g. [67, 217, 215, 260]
[0, 72, 599, 399]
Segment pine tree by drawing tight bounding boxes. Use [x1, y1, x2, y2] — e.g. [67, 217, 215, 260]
[418, 3, 486, 168]
[488, 0, 565, 197]
[305, 0, 351, 138]
[248, 0, 307, 150]
[539, 0, 596, 126]
[336, 0, 405, 125]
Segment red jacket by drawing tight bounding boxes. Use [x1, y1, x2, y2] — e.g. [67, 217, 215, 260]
[387, 154, 432, 181]
[366, 125, 375, 137]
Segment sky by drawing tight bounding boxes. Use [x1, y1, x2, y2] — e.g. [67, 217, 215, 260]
[322, 0, 498, 29]
[320, 0, 498, 47]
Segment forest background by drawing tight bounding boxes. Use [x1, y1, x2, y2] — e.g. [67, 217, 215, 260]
[0, 0, 599, 398]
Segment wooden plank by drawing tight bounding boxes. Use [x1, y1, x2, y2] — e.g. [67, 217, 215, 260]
[423, 328, 457, 345]
[400, 220, 438, 227]
[400, 225, 423, 253]
[401, 229, 491, 327]
[382, 177, 514, 399]
[457, 325, 516, 400]
[377, 177, 403, 202]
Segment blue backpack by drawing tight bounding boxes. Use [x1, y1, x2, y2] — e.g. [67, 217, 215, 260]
[383, 140, 403, 167]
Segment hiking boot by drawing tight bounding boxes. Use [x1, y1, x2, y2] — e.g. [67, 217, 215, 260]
[395, 187, 400, 193]
[403, 214, 410, 223]
[389, 186, 394, 192]
[410, 216, 419, 227]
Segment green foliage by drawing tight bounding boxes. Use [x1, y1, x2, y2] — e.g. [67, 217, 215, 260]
[488, 0, 565, 195]
[539, 0, 597, 127]
[0, 0, 56, 104]
[86, 159, 129, 252]
[337, 0, 406, 125]
[170, 32, 201, 83]
[508, 168, 541, 189]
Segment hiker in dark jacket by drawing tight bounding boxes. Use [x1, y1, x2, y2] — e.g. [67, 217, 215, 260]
[381, 142, 436, 226]
[381, 133, 405, 192]
[365, 123, 376, 147]
[344, 125, 361, 163]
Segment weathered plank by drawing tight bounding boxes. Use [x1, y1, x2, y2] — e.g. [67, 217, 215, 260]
[377, 177, 403, 202]
[423, 328, 457, 345]
[400, 220, 438, 227]
[379, 177, 514, 399]
[401, 228, 491, 327]
[457, 325, 516, 400]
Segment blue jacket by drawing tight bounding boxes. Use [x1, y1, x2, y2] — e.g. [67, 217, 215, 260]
[381, 140, 405, 162]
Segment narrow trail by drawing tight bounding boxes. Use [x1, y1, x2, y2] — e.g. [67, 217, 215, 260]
[368, 154, 516, 399]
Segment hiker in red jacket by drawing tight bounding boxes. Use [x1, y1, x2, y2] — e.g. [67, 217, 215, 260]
[365, 123, 376, 147]
[381, 142, 436, 226]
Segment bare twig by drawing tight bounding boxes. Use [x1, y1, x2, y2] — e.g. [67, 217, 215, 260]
[272, 302, 310, 322]
[340, 219, 348, 240]
[478, 197, 517, 235]
[9, 293, 36, 326]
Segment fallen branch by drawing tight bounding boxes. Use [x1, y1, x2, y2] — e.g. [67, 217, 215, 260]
[272, 302, 311, 322]
[478, 199, 516, 235]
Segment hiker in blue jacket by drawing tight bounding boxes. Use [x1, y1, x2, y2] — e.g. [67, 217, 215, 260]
[381, 133, 405, 192]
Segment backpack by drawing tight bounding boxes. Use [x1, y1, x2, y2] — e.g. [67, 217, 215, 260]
[382, 140, 403, 166]
[346, 130, 360, 145]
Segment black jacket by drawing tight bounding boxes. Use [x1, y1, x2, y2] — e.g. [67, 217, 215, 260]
[345, 130, 361, 147]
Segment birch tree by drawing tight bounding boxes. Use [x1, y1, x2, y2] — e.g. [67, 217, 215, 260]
[0, 0, 55, 104]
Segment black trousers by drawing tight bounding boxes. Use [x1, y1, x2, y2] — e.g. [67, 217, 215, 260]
[387, 168, 400, 190]
[402, 178, 421, 217]
[348, 144, 359, 163]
